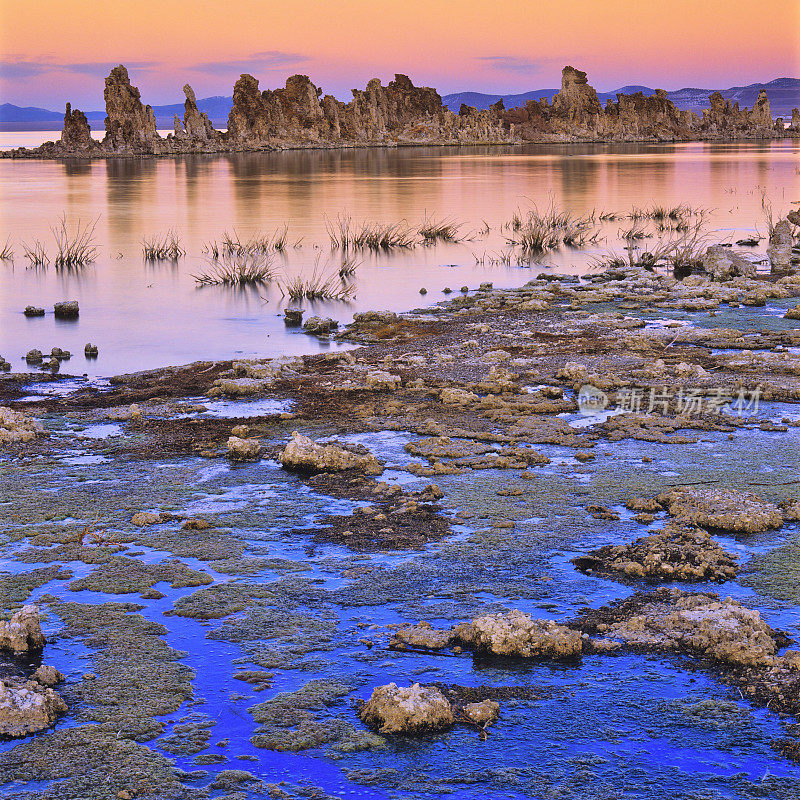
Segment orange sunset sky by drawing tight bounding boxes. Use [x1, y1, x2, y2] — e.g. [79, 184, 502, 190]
[1, 0, 798, 108]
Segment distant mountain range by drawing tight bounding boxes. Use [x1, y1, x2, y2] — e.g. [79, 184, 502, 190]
[2, 78, 798, 131]
[442, 78, 800, 117]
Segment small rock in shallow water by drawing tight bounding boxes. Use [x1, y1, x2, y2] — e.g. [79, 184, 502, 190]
[23, 306, 44, 317]
[454, 610, 582, 659]
[130, 512, 160, 526]
[462, 699, 500, 726]
[84, 343, 99, 357]
[0, 677, 67, 737]
[278, 431, 383, 475]
[32, 665, 65, 687]
[53, 300, 79, 319]
[25, 349, 42, 363]
[0, 605, 45, 654]
[359, 683, 453, 735]
[226, 435, 261, 461]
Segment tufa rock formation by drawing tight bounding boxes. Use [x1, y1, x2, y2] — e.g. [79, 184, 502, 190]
[60, 103, 97, 151]
[4, 64, 794, 159]
[103, 64, 159, 151]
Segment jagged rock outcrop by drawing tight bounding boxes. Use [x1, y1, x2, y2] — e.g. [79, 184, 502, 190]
[103, 65, 158, 151]
[174, 84, 218, 142]
[4, 63, 788, 160]
[702, 245, 757, 281]
[789, 108, 800, 131]
[60, 103, 96, 150]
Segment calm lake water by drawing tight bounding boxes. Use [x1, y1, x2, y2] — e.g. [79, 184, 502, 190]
[1, 140, 797, 376]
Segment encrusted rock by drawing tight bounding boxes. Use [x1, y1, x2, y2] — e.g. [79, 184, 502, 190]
[454, 610, 582, 659]
[585, 590, 780, 668]
[60, 103, 95, 150]
[390, 622, 454, 650]
[0, 407, 45, 444]
[768, 220, 793, 272]
[302, 316, 338, 335]
[573, 523, 739, 582]
[359, 683, 453, 734]
[31, 665, 65, 687]
[0, 677, 67, 737]
[701, 245, 757, 281]
[23, 306, 44, 317]
[365, 369, 401, 391]
[657, 488, 783, 533]
[0, 605, 45, 653]
[226, 436, 262, 462]
[53, 300, 79, 319]
[278, 431, 383, 475]
[131, 511, 160, 527]
[103, 65, 159, 151]
[462, 699, 500, 726]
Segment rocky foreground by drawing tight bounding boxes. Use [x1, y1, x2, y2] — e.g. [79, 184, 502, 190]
[4, 63, 799, 160]
[1, 223, 800, 796]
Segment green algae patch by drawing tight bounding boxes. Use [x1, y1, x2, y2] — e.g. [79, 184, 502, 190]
[69, 556, 212, 595]
[170, 582, 274, 619]
[159, 713, 214, 755]
[0, 726, 193, 800]
[249, 679, 384, 753]
[0, 565, 72, 608]
[740, 536, 800, 604]
[54, 601, 194, 741]
[133, 526, 247, 561]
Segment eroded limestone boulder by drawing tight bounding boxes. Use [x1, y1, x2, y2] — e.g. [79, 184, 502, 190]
[0, 677, 67, 737]
[702, 245, 757, 281]
[0, 408, 45, 444]
[768, 220, 793, 272]
[103, 65, 159, 151]
[0, 605, 45, 653]
[278, 431, 383, 475]
[657, 488, 783, 533]
[226, 436, 262, 462]
[454, 610, 582, 659]
[359, 683, 453, 734]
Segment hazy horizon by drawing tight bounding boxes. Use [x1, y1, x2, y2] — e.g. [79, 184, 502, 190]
[2, 0, 798, 108]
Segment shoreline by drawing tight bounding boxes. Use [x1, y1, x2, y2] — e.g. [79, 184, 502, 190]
[2, 131, 796, 162]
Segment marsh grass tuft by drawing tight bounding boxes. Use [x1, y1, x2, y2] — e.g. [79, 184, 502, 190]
[0, 237, 13, 261]
[503, 202, 599, 253]
[207, 226, 299, 259]
[418, 215, 468, 244]
[193, 253, 275, 286]
[279, 255, 356, 301]
[326, 214, 416, 251]
[51, 215, 99, 269]
[22, 238, 50, 268]
[143, 230, 186, 260]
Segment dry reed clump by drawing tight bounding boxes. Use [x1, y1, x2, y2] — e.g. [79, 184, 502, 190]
[193, 253, 275, 286]
[589, 227, 710, 272]
[22, 239, 50, 268]
[326, 214, 416, 251]
[51, 215, 99, 269]
[418, 215, 469, 244]
[0, 237, 13, 261]
[204, 226, 299, 259]
[503, 202, 599, 253]
[142, 230, 186, 260]
[278, 255, 356, 301]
